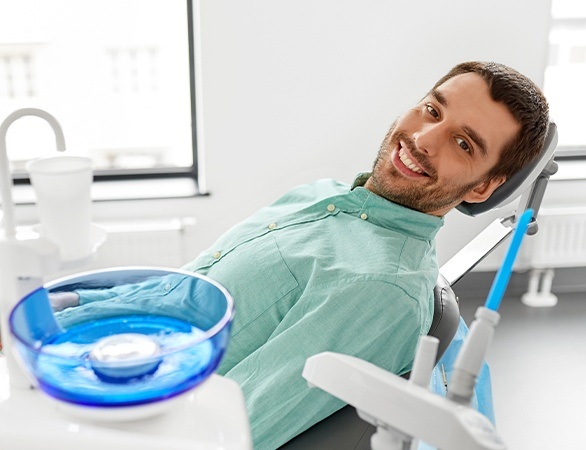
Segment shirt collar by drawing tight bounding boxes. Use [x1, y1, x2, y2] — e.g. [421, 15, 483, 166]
[348, 172, 444, 240]
[351, 172, 372, 190]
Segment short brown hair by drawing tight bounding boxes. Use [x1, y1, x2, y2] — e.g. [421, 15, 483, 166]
[433, 61, 549, 181]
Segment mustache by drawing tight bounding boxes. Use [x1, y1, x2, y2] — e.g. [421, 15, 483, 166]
[392, 131, 436, 177]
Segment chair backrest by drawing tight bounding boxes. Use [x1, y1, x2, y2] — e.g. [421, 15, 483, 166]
[427, 273, 460, 364]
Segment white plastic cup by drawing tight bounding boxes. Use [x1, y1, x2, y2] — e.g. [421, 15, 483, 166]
[26, 156, 93, 261]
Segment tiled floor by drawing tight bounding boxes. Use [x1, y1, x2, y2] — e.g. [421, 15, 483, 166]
[459, 290, 586, 450]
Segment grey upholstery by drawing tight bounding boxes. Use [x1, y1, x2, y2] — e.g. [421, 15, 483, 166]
[428, 273, 460, 360]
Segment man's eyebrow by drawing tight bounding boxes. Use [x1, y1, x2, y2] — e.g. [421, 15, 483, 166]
[430, 88, 488, 157]
[462, 125, 488, 157]
[430, 88, 447, 107]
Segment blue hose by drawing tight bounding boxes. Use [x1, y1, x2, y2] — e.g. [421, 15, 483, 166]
[484, 209, 534, 311]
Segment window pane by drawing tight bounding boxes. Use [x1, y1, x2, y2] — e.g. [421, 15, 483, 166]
[544, 0, 586, 151]
[0, 0, 193, 175]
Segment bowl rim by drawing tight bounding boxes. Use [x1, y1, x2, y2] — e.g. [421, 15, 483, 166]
[9, 266, 235, 360]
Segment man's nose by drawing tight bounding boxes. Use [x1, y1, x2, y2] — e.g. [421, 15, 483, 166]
[413, 123, 444, 156]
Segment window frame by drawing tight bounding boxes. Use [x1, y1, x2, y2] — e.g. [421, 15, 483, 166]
[9, 0, 200, 192]
[545, 8, 586, 160]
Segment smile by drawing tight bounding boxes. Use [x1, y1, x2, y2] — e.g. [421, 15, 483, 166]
[398, 146, 426, 175]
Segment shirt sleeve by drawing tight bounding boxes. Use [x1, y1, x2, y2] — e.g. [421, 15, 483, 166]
[223, 278, 427, 450]
[56, 274, 199, 327]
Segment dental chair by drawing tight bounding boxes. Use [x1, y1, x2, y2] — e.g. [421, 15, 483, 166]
[280, 122, 559, 449]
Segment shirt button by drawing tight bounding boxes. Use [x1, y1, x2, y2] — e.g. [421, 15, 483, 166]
[164, 283, 171, 291]
[268, 222, 277, 230]
[212, 251, 221, 259]
[360, 213, 368, 220]
[327, 204, 335, 212]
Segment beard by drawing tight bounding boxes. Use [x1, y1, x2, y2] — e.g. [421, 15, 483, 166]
[368, 122, 484, 214]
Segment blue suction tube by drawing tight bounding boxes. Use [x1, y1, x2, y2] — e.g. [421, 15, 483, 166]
[447, 208, 536, 407]
[484, 208, 534, 311]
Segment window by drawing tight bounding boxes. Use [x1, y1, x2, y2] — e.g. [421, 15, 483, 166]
[544, 0, 586, 156]
[0, 0, 197, 185]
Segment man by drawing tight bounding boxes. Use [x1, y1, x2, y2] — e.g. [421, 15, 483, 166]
[53, 62, 549, 449]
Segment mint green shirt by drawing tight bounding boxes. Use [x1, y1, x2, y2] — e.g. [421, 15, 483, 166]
[182, 174, 443, 449]
[58, 175, 443, 449]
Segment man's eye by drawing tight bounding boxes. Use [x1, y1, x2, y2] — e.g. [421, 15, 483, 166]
[456, 137, 471, 152]
[426, 104, 439, 119]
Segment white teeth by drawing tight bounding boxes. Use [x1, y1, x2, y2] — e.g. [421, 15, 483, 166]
[399, 148, 424, 174]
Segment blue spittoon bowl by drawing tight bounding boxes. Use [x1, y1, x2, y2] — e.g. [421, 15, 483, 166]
[9, 267, 234, 408]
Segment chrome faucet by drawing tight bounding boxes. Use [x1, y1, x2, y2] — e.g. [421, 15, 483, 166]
[0, 108, 66, 237]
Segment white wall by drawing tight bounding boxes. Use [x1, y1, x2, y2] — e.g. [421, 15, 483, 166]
[34, 0, 554, 267]
[188, 0, 554, 264]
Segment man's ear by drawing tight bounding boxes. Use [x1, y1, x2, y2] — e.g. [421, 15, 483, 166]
[462, 176, 506, 204]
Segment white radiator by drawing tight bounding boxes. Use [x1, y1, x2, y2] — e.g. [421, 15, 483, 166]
[520, 207, 586, 307]
[525, 207, 586, 268]
[88, 217, 198, 269]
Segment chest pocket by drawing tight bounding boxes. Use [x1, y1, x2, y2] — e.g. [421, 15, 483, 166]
[204, 236, 299, 342]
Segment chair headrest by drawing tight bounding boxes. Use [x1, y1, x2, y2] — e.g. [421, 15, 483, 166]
[456, 121, 558, 217]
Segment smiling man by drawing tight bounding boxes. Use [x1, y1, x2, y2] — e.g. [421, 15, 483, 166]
[52, 61, 550, 450]
[367, 68, 525, 217]
[182, 61, 549, 450]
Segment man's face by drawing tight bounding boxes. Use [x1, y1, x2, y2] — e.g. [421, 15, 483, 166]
[365, 72, 521, 216]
